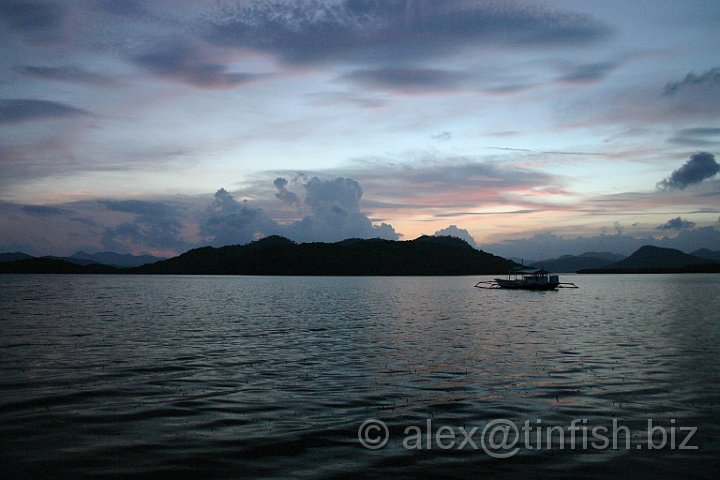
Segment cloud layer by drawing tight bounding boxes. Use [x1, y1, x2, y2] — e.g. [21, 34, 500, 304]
[0, 99, 87, 124]
[205, 0, 611, 65]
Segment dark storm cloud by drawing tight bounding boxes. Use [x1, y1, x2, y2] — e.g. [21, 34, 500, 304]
[18, 65, 111, 85]
[101, 218, 186, 251]
[132, 43, 267, 89]
[21, 204, 68, 216]
[204, 0, 611, 65]
[656, 217, 696, 230]
[100, 199, 176, 217]
[669, 128, 720, 146]
[0, 1, 63, 34]
[657, 152, 720, 190]
[663, 67, 720, 96]
[342, 67, 468, 93]
[100, 199, 188, 251]
[0, 99, 88, 124]
[94, 0, 148, 18]
[558, 61, 618, 83]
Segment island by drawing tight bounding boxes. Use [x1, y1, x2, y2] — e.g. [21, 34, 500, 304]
[0, 235, 516, 276]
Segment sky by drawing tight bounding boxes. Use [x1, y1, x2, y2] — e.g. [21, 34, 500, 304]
[1, 0, 719, 259]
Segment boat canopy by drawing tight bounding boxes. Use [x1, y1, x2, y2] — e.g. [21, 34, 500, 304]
[513, 268, 549, 275]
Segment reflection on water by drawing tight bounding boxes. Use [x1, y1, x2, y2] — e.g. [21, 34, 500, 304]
[1, 274, 719, 478]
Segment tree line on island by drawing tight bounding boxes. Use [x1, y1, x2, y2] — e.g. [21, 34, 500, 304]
[0, 236, 718, 275]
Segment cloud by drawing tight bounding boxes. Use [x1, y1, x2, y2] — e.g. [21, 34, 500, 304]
[0, 99, 88, 124]
[669, 128, 720, 146]
[273, 177, 300, 207]
[100, 199, 188, 252]
[201, 188, 279, 246]
[304, 91, 388, 109]
[290, 177, 399, 242]
[21, 204, 68, 216]
[558, 61, 618, 84]
[95, 0, 148, 18]
[0, 1, 64, 40]
[342, 67, 469, 93]
[657, 152, 720, 190]
[663, 67, 720, 96]
[434, 209, 540, 217]
[204, 0, 610, 65]
[432, 131, 452, 142]
[348, 156, 558, 211]
[433, 225, 477, 248]
[18, 65, 111, 85]
[132, 43, 267, 89]
[100, 199, 176, 217]
[657, 217, 696, 230]
[202, 177, 400, 246]
[482, 226, 720, 260]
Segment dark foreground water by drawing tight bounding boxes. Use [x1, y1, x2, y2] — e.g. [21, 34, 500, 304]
[1, 274, 719, 479]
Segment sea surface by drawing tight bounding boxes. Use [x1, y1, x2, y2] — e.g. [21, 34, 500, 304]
[1, 274, 719, 479]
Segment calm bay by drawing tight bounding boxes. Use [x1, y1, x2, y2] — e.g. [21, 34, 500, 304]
[1, 274, 719, 479]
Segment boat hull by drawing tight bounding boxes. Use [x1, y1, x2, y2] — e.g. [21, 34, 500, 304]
[494, 279, 560, 290]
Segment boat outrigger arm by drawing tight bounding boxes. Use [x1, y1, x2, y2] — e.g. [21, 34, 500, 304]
[475, 268, 578, 290]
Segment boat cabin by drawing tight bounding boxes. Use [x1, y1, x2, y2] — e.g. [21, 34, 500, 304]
[507, 268, 559, 285]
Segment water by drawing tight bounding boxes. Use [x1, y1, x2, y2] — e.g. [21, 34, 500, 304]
[1, 274, 719, 479]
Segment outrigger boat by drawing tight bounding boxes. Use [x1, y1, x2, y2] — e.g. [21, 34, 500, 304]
[475, 267, 578, 291]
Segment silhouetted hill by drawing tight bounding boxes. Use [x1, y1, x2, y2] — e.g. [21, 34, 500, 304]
[578, 245, 720, 273]
[609, 245, 713, 269]
[0, 257, 118, 274]
[414, 235, 476, 250]
[0, 252, 33, 262]
[580, 251, 626, 262]
[133, 235, 515, 275]
[43, 255, 98, 266]
[691, 248, 720, 262]
[531, 251, 625, 272]
[70, 251, 165, 267]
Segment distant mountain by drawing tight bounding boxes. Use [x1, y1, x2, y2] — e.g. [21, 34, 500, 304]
[0, 257, 118, 274]
[133, 235, 516, 275]
[0, 252, 33, 262]
[609, 245, 714, 269]
[532, 256, 613, 273]
[70, 251, 165, 267]
[691, 249, 720, 262]
[531, 251, 625, 273]
[580, 251, 626, 262]
[0, 251, 164, 269]
[507, 257, 539, 266]
[578, 245, 720, 273]
[42, 255, 98, 266]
